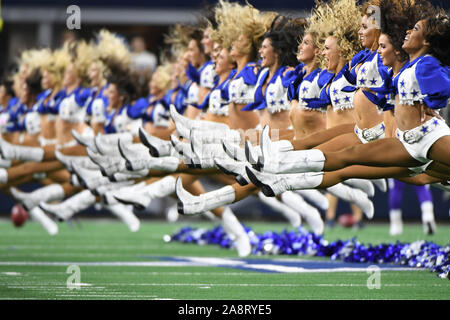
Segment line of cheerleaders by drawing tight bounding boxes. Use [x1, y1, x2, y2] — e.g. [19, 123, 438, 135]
[0, 0, 448, 257]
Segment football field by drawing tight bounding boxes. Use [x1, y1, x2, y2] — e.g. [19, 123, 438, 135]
[0, 219, 449, 300]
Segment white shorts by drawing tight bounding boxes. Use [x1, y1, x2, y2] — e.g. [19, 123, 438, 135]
[396, 117, 450, 163]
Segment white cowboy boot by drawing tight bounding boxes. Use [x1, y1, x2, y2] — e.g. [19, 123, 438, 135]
[190, 127, 241, 145]
[190, 137, 229, 169]
[170, 104, 231, 138]
[257, 192, 301, 228]
[72, 129, 95, 150]
[72, 162, 110, 190]
[40, 189, 96, 221]
[343, 179, 375, 197]
[0, 157, 11, 168]
[245, 166, 324, 197]
[170, 134, 200, 168]
[118, 138, 180, 172]
[326, 183, 374, 219]
[110, 169, 149, 182]
[138, 127, 173, 157]
[114, 176, 176, 210]
[175, 177, 236, 215]
[87, 148, 126, 177]
[371, 179, 387, 192]
[104, 203, 140, 232]
[221, 140, 246, 162]
[55, 150, 98, 172]
[221, 207, 251, 257]
[0, 140, 44, 162]
[10, 184, 65, 210]
[280, 191, 324, 235]
[29, 207, 58, 235]
[0, 168, 7, 183]
[259, 125, 324, 174]
[93, 180, 135, 197]
[295, 189, 329, 211]
[213, 157, 250, 186]
[244, 141, 261, 167]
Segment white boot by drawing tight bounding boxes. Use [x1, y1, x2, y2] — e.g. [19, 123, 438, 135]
[95, 132, 133, 147]
[105, 203, 140, 232]
[118, 138, 180, 172]
[87, 148, 126, 177]
[190, 138, 229, 169]
[389, 209, 403, 236]
[0, 140, 44, 161]
[371, 179, 387, 192]
[258, 191, 301, 228]
[10, 184, 65, 210]
[72, 162, 110, 190]
[343, 179, 375, 197]
[29, 207, 58, 235]
[0, 157, 11, 168]
[170, 134, 200, 168]
[213, 157, 250, 186]
[175, 177, 236, 215]
[40, 190, 96, 221]
[139, 127, 173, 157]
[222, 140, 246, 162]
[72, 129, 95, 150]
[326, 183, 374, 219]
[280, 191, 324, 235]
[421, 201, 436, 235]
[295, 189, 329, 211]
[190, 127, 241, 145]
[246, 166, 324, 197]
[55, 150, 98, 172]
[259, 125, 324, 173]
[114, 176, 176, 210]
[93, 181, 134, 197]
[221, 207, 251, 257]
[110, 169, 149, 182]
[170, 104, 231, 139]
[0, 168, 7, 184]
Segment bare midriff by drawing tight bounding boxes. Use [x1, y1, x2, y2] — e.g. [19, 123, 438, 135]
[290, 99, 326, 139]
[353, 88, 384, 129]
[228, 102, 259, 130]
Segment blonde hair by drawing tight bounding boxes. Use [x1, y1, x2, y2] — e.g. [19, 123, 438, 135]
[153, 63, 173, 93]
[18, 48, 53, 78]
[94, 29, 131, 79]
[68, 40, 97, 86]
[306, 0, 363, 63]
[214, 1, 277, 58]
[43, 47, 72, 89]
[164, 23, 196, 61]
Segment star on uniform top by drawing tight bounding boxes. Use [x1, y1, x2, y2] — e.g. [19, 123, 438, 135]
[344, 96, 350, 102]
[360, 67, 366, 74]
[381, 123, 385, 130]
[231, 93, 236, 97]
[333, 98, 340, 105]
[302, 86, 309, 94]
[421, 126, 428, 134]
[400, 80, 405, 87]
[269, 91, 275, 96]
[433, 119, 439, 126]
[279, 100, 284, 105]
[411, 89, 419, 97]
[240, 91, 245, 97]
[401, 91, 407, 97]
[359, 78, 366, 85]
[270, 100, 276, 106]
[370, 78, 377, 85]
[333, 88, 338, 95]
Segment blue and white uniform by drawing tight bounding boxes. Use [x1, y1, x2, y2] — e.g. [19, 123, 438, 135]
[394, 55, 450, 167]
[347, 50, 392, 143]
[228, 63, 261, 106]
[199, 60, 217, 89]
[86, 86, 109, 124]
[58, 87, 91, 124]
[143, 95, 171, 128]
[0, 97, 20, 133]
[206, 70, 236, 117]
[294, 67, 334, 113]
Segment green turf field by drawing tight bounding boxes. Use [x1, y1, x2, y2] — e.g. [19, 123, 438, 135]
[0, 219, 448, 300]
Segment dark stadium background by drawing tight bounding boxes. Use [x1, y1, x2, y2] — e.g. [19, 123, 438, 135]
[0, 0, 448, 221]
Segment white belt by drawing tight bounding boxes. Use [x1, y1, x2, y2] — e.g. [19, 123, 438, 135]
[396, 118, 442, 144]
[354, 122, 386, 142]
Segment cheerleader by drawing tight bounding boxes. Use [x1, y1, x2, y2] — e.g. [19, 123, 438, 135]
[244, 3, 450, 199]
